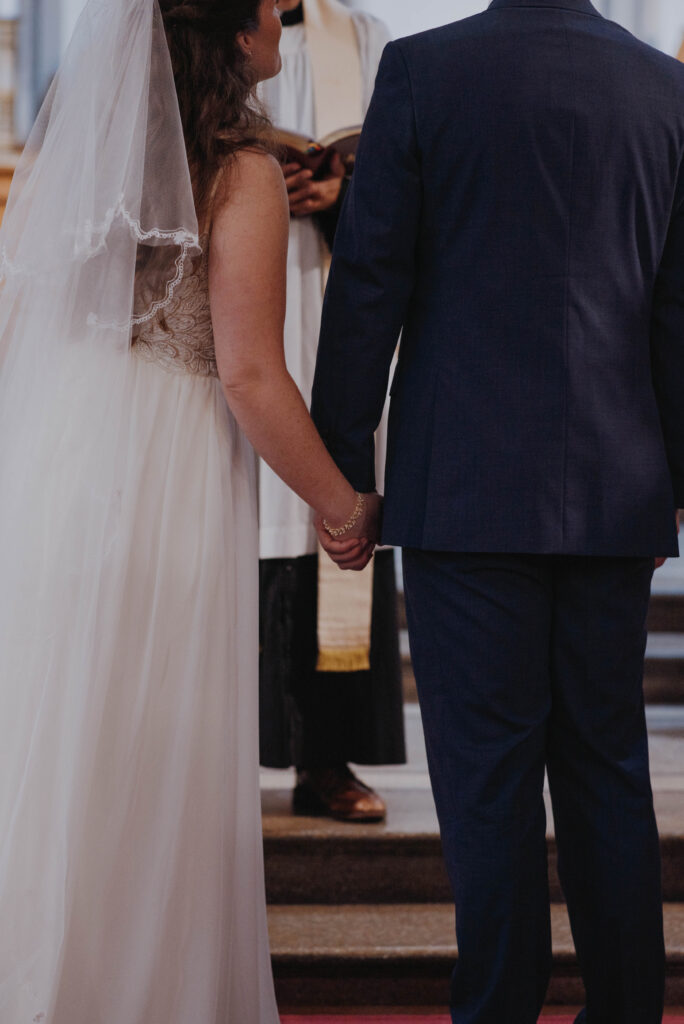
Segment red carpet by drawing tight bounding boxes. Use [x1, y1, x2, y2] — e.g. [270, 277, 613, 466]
[282, 1017, 684, 1023]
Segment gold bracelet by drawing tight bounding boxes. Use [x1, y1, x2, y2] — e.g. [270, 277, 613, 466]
[323, 492, 366, 538]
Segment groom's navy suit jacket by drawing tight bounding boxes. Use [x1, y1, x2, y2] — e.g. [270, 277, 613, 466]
[311, 0, 684, 556]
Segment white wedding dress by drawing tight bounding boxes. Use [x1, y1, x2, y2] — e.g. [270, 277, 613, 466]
[0, 230, 281, 1023]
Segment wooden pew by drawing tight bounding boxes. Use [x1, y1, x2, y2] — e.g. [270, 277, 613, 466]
[0, 152, 18, 224]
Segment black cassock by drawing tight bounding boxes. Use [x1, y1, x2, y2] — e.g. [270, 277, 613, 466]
[259, 550, 405, 769]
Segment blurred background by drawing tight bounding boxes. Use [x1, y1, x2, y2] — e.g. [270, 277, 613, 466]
[351, 0, 684, 50]
[1, 0, 683, 149]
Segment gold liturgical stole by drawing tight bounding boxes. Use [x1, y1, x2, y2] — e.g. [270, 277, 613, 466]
[317, 548, 375, 672]
[304, 0, 374, 672]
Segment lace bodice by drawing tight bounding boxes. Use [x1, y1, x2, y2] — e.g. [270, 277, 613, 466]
[132, 233, 218, 379]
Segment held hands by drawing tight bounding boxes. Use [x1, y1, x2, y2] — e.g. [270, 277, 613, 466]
[282, 155, 345, 217]
[315, 492, 383, 572]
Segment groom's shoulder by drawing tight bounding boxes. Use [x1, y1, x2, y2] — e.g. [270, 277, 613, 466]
[391, 9, 684, 102]
[632, 39, 684, 93]
[605, 26, 684, 104]
[390, 10, 490, 63]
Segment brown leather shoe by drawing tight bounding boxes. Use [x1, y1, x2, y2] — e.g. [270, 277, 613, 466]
[293, 765, 387, 823]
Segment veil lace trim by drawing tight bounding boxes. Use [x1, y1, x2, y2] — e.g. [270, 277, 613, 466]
[0, 197, 200, 334]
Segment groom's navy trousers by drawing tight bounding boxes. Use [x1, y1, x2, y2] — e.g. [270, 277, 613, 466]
[403, 550, 664, 1023]
[311, 0, 684, 1020]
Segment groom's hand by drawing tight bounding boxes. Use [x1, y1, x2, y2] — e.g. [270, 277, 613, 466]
[655, 510, 681, 569]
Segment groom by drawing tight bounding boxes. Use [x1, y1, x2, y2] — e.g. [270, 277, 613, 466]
[312, 0, 684, 1021]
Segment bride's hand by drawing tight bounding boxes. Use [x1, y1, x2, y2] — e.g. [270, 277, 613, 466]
[315, 493, 383, 571]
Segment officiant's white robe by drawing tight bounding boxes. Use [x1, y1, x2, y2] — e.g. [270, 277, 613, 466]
[258, 12, 391, 560]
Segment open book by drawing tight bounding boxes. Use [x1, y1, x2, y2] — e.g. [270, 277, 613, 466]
[275, 126, 362, 178]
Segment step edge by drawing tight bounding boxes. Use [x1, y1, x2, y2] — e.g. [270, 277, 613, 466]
[264, 832, 684, 847]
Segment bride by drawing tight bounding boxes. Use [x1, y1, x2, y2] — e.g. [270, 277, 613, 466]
[0, 0, 379, 1021]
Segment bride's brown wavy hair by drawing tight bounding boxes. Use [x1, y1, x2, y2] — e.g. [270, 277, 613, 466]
[159, 0, 274, 217]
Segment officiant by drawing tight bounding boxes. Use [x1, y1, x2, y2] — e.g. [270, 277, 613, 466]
[257, 0, 405, 822]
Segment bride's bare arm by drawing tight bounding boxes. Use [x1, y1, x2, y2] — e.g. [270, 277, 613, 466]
[209, 149, 377, 553]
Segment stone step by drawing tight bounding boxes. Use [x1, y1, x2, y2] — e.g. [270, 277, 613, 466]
[262, 705, 684, 904]
[400, 631, 684, 704]
[269, 901, 684, 1008]
[645, 634, 684, 702]
[262, 787, 684, 905]
[650, 593, 684, 633]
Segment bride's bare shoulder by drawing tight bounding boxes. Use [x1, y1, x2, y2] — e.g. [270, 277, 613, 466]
[209, 149, 289, 257]
[215, 149, 287, 212]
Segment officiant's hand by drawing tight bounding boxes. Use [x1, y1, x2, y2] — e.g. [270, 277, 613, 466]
[282, 158, 344, 217]
[315, 492, 383, 571]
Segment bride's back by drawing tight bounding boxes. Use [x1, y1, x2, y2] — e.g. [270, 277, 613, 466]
[133, 222, 217, 379]
[129, 1, 278, 379]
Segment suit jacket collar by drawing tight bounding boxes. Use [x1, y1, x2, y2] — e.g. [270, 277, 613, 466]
[488, 0, 601, 16]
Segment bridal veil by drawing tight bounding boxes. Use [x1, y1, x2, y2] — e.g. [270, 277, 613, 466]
[0, 1, 279, 1021]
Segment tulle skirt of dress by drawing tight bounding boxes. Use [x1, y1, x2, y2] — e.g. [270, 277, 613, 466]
[0, 341, 279, 1024]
